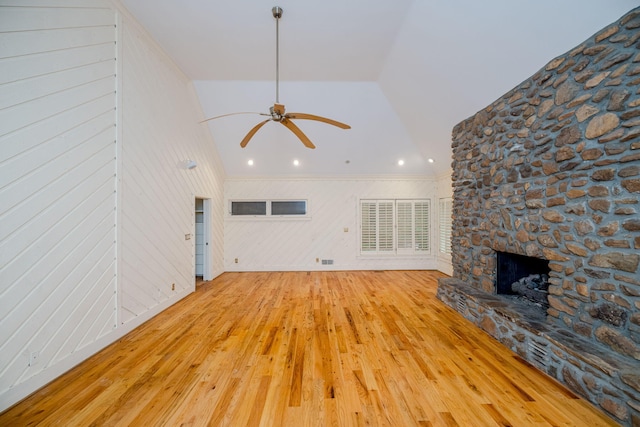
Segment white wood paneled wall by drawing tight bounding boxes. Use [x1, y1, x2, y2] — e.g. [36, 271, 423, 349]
[0, 0, 118, 409]
[0, 0, 226, 411]
[118, 14, 225, 324]
[224, 178, 440, 271]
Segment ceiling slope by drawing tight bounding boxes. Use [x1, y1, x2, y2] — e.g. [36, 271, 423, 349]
[121, 0, 638, 177]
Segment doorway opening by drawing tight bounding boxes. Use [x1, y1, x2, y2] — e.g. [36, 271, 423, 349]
[195, 197, 212, 284]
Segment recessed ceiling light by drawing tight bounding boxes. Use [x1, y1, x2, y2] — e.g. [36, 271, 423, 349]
[293, 159, 300, 166]
[247, 159, 254, 166]
[398, 159, 405, 166]
[428, 158, 434, 163]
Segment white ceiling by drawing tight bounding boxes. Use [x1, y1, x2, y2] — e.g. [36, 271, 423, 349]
[120, 0, 637, 177]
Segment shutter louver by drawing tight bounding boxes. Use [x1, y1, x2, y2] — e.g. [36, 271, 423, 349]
[378, 202, 394, 252]
[439, 198, 452, 254]
[361, 202, 377, 252]
[396, 201, 413, 254]
[414, 201, 430, 252]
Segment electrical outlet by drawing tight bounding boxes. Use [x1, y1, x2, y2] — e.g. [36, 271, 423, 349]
[234, 258, 238, 263]
[171, 283, 175, 291]
[29, 351, 39, 367]
[185, 234, 191, 240]
[316, 257, 319, 263]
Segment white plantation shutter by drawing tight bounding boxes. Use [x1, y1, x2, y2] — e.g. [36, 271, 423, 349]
[396, 201, 413, 254]
[439, 198, 452, 254]
[360, 199, 430, 255]
[414, 200, 430, 252]
[378, 201, 394, 252]
[361, 201, 377, 252]
[360, 200, 394, 254]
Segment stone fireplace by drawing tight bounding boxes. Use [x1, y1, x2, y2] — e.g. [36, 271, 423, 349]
[437, 8, 640, 426]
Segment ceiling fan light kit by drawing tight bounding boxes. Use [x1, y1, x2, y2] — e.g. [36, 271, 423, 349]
[201, 6, 350, 149]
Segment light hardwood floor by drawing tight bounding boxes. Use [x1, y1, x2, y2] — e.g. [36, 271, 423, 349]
[0, 271, 618, 426]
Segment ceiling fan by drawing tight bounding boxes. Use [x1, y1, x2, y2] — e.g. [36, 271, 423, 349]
[200, 6, 351, 149]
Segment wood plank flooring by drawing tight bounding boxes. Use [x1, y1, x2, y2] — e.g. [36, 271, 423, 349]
[0, 271, 618, 426]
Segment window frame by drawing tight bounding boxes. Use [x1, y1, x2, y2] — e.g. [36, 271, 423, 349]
[359, 198, 431, 257]
[228, 199, 309, 219]
[230, 200, 267, 216]
[270, 200, 307, 216]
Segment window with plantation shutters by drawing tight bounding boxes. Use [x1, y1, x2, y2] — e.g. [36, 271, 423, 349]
[360, 199, 430, 256]
[360, 200, 394, 254]
[439, 198, 452, 255]
[360, 201, 377, 252]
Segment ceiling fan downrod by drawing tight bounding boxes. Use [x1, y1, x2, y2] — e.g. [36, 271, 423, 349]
[200, 5, 349, 150]
[272, 6, 282, 104]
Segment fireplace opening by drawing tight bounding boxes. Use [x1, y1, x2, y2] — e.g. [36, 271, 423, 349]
[496, 251, 550, 309]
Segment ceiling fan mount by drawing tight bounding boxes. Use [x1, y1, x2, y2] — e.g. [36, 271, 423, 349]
[201, 6, 350, 149]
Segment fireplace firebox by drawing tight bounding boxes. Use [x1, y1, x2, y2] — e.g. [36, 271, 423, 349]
[496, 252, 550, 309]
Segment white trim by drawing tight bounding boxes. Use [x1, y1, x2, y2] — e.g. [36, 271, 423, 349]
[224, 263, 439, 272]
[226, 216, 313, 222]
[225, 175, 438, 182]
[202, 198, 213, 281]
[435, 168, 453, 182]
[114, 6, 123, 329]
[109, 0, 190, 80]
[228, 199, 309, 218]
[0, 286, 191, 411]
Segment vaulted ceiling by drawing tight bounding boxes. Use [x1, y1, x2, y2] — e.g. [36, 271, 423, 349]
[120, 0, 636, 177]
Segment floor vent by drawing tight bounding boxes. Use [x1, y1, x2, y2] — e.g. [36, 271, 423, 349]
[528, 339, 549, 368]
[456, 295, 467, 313]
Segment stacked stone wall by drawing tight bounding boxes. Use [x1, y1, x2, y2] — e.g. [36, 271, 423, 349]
[441, 7, 640, 425]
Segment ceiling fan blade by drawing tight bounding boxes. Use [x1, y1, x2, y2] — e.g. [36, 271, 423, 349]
[200, 112, 268, 123]
[240, 119, 271, 148]
[285, 112, 351, 129]
[280, 118, 316, 149]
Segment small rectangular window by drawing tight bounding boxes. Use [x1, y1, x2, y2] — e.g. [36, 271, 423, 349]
[271, 201, 306, 215]
[231, 201, 266, 216]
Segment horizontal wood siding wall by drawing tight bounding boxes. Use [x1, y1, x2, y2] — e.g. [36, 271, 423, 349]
[0, 0, 117, 410]
[224, 178, 439, 271]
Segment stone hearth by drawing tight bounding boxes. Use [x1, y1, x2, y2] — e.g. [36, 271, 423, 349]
[438, 8, 640, 426]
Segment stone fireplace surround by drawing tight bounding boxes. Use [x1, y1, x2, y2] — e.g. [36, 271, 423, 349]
[437, 8, 640, 426]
